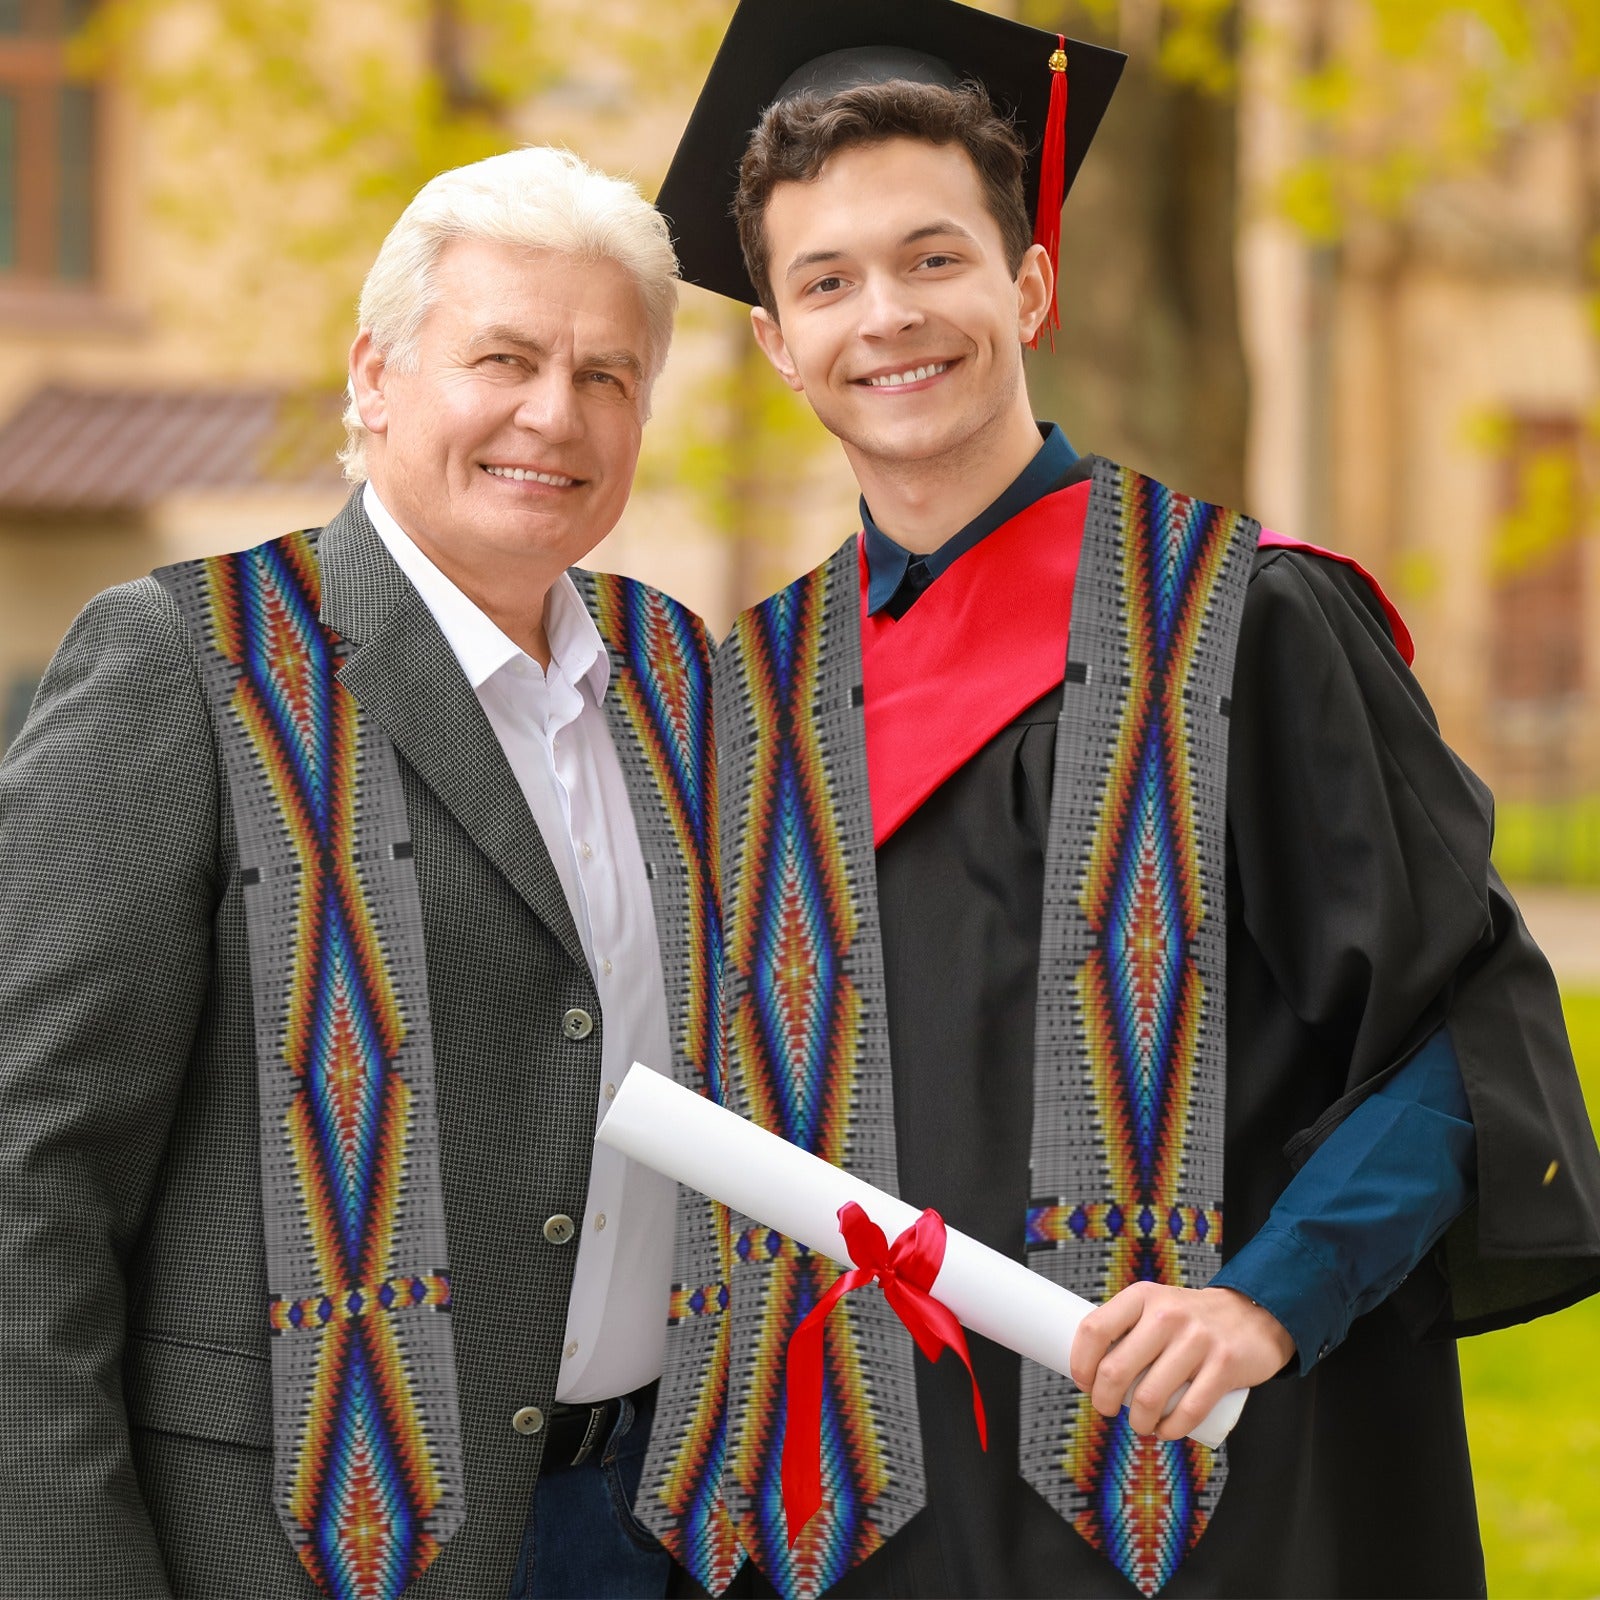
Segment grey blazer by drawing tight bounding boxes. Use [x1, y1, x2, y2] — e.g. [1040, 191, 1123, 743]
[0, 495, 665, 1597]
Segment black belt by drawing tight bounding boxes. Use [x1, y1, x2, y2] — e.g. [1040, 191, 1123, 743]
[544, 1379, 658, 1469]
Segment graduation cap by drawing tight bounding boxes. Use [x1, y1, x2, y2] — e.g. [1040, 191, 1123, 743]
[657, 0, 1126, 340]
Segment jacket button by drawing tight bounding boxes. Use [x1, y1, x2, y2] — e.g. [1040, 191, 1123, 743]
[561, 1007, 594, 1041]
[544, 1214, 576, 1245]
[512, 1405, 545, 1436]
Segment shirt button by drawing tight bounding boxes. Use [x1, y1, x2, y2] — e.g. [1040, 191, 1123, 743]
[601, 959, 614, 976]
[544, 1214, 576, 1245]
[511, 1405, 545, 1435]
[564, 1340, 579, 1360]
[581, 841, 594, 859]
[603, 1083, 617, 1101]
[561, 1008, 593, 1041]
[594, 1213, 607, 1232]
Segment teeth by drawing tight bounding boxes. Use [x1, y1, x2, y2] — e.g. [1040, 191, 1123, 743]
[865, 363, 948, 388]
[484, 465, 577, 486]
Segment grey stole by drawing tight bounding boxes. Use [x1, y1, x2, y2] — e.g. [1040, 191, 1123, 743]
[1020, 458, 1256, 1570]
[719, 457, 1255, 1592]
[571, 569, 743, 1590]
[156, 537, 466, 1573]
[717, 549, 925, 1589]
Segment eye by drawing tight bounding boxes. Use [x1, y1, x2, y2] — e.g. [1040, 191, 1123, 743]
[808, 274, 846, 296]
[917, 253, 958, 270]
[483, 352, 522, 368]
[583, 370, 628, 391]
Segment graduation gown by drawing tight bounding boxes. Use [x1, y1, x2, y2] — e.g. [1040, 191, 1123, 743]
[735, 508, 1600, 1598]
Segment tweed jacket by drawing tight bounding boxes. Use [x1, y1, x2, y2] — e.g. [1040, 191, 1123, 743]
[0, 495, 681, 1597]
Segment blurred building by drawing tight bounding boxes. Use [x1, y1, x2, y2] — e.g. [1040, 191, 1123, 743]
[5, 0, 1598, 873]
[1239, 0, 1600, 873]
[0, 0, 852, 749]
[0, 0, 351, 744]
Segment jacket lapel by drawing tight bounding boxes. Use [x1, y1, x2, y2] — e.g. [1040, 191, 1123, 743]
[317, 492, 588, 973]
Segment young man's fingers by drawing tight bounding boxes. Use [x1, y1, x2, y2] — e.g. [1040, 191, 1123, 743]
[1152, 1355, 1232, 1442]
[1088, 1315, 1172, 1420]
[1125, 1331, 1208, 1436]
[1069, 1280, 1152, 1391]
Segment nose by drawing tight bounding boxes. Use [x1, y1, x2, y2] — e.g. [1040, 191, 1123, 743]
[514, 368, 583, 443]
[855, 272, 924, 341]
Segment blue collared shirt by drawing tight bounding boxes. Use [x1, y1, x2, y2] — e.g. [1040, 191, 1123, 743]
[863, 423, 1080, 617]
[860, 423, 1478, 1370]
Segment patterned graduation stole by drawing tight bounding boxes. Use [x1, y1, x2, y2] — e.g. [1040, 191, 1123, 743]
[716, 552, 925, 1600]
[705, 458, 1254, 1599]
[1021, 460, 1256, 1596]
[157, 531, 464, 1600]
[575, 570, 744, 1594]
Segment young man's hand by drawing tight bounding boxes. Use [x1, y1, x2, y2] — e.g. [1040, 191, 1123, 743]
[1068, 1284, 1296, 1441]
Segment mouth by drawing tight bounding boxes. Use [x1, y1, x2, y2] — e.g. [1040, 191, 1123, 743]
[481, 464, 584, 488]
[855, 360, 955, 391]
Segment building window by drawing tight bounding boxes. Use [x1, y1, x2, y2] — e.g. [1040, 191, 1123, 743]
[0, 0, 97, 285]
[1487, 412, 1594, 822]
[1489, 415, 1588, 707]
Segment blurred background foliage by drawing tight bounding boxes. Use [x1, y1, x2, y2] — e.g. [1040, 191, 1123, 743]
[61, 0, 1600, 586]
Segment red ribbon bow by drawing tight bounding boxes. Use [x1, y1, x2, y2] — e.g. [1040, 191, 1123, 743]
[781, 1202, 988, 1544]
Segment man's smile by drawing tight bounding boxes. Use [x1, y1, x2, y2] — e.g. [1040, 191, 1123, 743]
[480, 463, 584, 487]
[853, 359, 958, 391]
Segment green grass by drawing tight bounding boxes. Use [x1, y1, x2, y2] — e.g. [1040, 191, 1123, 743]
[1459, 990, 1600, 1597]
[1492, 800, 1600, 888]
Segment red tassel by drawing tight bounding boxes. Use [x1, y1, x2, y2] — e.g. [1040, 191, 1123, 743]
[1029, 37, 1069, 352]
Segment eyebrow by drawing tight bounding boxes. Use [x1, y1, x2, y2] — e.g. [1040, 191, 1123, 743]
[783, 219, 980, 282]
[469, 326, 547, 355]
[584, 349, 648, 380]
[468, 326, 646, 379]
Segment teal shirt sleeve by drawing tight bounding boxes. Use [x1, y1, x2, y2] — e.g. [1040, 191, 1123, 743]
[1210, 1026, 1476, 1372]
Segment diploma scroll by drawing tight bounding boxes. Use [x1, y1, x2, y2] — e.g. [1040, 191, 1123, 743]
[600, 1063, 1246, 1449]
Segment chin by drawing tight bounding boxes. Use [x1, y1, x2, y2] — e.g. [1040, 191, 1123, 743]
[856, 413, 973, 465]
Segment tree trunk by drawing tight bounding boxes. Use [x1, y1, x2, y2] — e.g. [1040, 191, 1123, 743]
[1027, 9, 1250, 510]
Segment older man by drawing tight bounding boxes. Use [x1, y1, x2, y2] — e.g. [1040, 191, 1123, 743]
[0, 147, 717, 1600]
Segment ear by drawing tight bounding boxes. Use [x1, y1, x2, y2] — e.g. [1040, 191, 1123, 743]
[349, 330, 390, 436]
[750, 305, 804, 393]
[1015, 243, 1054, 346]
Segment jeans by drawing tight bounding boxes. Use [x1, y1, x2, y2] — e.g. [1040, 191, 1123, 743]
[509, 1386, 672, 1599]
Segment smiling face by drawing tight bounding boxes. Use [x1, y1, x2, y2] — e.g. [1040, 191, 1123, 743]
[750, 136, 1050, 479]
[352, 236, 652, 596]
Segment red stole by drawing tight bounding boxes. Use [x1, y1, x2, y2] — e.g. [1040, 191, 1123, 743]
[860, 488, 1412, 847]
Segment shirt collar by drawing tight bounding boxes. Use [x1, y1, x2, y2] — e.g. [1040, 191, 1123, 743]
[862, 422, 1078, 615]
[362, 481, 609, 700]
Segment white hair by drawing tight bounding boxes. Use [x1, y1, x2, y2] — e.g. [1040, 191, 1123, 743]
[340, 145, 679, 482]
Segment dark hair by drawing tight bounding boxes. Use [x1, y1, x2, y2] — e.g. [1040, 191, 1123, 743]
[734, 78, 1032, 316]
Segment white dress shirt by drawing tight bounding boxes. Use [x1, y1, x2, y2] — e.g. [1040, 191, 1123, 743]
[364, 483, 677, 1403]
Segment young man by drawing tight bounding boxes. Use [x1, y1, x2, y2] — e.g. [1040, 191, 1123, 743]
[0, 148, 718, 1600]
[636, 3, 1600, 1598]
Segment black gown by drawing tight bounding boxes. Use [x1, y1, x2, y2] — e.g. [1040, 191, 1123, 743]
[733, 543, 1600, 1598]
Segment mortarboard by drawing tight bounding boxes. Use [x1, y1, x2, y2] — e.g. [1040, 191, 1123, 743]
[656, 0, 1127, 335]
